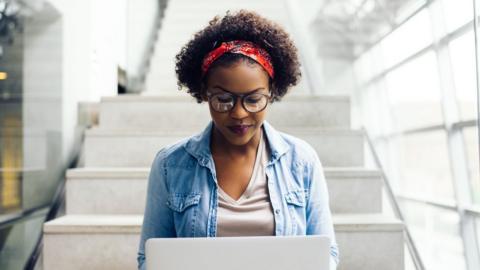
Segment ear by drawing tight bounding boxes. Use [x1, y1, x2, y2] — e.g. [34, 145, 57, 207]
[268, 83, 275, 102]
[268, 95, 275, 103]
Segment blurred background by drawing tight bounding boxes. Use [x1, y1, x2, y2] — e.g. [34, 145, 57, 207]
[0, 0, 478, 269]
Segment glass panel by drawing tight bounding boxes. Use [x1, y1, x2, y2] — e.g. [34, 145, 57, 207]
[386, 51, 444, 131]
[0, 2, 64, 217]
[0, 14, 23, 215]
[449, 31, 477, 121]
[442, 0, 473, 34]
[0, 6, 64, 270]
[394, 130, 455, 200]
[353, 44, 385, 85]
[353, 51, 372, 85]
[361, 84, 383, 136]
[0, 210, 47, 269]
[400, 200, 466, 270]
[361, 80, 395, 137]
[381, 9, 433, 68]
[464, 127, 480, 204]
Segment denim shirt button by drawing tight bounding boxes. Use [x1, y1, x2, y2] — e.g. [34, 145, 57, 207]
[275, 209, 280, 215]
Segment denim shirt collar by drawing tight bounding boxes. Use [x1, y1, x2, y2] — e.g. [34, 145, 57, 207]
[183, 120, 290, 167]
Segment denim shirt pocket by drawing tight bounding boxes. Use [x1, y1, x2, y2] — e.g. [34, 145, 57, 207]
[166, 192, 202, 236]
[284, 190, 307, 234]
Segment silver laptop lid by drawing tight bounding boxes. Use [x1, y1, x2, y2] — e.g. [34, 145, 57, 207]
[146, 235, 330, 270]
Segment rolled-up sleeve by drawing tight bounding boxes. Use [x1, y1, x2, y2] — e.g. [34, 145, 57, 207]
[137, 151, 175, 270]
[305, 150, 339, 269]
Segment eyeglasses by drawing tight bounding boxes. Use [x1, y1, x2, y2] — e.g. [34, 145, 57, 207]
[206, 91, 270, 113]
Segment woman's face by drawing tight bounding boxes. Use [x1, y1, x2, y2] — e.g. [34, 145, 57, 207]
[204, 60, 271, 147]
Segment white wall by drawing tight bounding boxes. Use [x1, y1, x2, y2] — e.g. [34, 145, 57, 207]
[21, 0, 158, 166]
[35, 0, 124, 162]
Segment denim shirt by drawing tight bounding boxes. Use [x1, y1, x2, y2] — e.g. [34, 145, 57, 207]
[137, 121, 339, 269]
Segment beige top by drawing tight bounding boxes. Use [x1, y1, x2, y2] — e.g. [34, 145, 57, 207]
[216, 130, 275, 237]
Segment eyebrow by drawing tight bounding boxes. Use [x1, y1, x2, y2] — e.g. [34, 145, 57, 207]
[211, 86, 266, 95]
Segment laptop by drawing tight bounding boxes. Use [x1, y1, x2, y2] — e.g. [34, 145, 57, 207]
[145, 235, 330, 270]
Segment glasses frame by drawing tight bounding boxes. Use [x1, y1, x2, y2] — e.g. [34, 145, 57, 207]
[206, 91, 271, 113]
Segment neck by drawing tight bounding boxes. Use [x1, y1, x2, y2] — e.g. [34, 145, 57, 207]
[210, 126, 262, 159]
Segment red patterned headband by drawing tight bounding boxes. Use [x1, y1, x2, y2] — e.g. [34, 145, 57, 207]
[201, 40, 274, 78]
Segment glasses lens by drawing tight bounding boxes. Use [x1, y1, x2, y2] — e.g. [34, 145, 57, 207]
[210, 93, 234, 112]
[243, 93, 268, 112]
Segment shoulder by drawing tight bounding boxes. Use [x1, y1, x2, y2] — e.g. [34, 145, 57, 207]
[151, 136, 197, 169]
[275, 131, 320, 166]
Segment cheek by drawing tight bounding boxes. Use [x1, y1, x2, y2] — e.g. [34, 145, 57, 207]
[254, 109, 268, 123]
[208, 106, 227, 124]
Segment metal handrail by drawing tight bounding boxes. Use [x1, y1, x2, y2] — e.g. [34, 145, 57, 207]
[0, 204, 50, 229]
[362, 127, 426, 270]
[473, 0, 480, 199]
[24, 174, 67, 270]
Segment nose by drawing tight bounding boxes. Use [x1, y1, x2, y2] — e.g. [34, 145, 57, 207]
[229, 97, 249, 119]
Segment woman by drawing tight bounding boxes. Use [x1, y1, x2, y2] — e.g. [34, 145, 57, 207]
[138, 10, 339, 269]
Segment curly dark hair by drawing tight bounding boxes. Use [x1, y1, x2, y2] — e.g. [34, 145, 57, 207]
[175, 10, 301, 103]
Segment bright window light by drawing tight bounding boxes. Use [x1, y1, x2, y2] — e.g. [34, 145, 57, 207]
[381, 9, 433, 68]
[442, 0, 473, 33]
[449, 30, 477, 121]
[385, 51, 443, 130]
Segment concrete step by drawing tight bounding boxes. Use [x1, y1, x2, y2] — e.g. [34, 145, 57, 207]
[166, 2, 285, 11]
[144, 75, 311, 94]
[144, 78, 311, 96]
[144, 60, 176, 78]
[83, 128, 363, 167]
[144, 76, 183, 92]
[334, 214, 404, 270]
[98, 95, 351, 130]
[144, 62, 311, 95]
[144, 1, 292, 95]
[157, 18, 289, 38]
[160, 15, 289, 30]
[157, 16, 289, 42]
[160, 0, 289, 29]
[43, 214, 404, 270]
[65, 167, 382, 215]
[43, 215, 141, 270]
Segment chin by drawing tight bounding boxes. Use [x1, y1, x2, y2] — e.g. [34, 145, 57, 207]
[223, 127, 258, 145]
[227, 137, 254, 146]
[223, 133, 254, 146]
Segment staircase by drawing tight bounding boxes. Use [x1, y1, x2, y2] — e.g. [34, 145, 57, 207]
[144, 0, 310, 95]
[43, 1, 405, 269]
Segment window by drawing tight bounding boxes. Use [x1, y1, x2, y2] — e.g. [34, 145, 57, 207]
[449, 31, 477, 121]
[401, 201, 466, 270]
[393, 131, 455, 200]
[385, 52, 443, 131]
[350, 0, 480, 267]
[381, 9, 433, 68]
[442, 0, 473, 34]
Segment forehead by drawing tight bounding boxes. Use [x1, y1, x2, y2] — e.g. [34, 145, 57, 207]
[205, 61, 270, 93]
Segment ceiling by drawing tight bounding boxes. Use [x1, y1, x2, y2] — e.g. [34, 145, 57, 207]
[310, 0, 423, 59]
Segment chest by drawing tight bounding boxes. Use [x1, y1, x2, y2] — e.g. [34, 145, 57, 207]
[213, 155, 257, 201]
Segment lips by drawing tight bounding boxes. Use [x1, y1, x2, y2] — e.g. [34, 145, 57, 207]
[227, 125, 252, 135]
